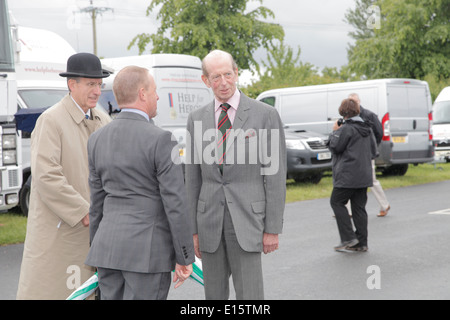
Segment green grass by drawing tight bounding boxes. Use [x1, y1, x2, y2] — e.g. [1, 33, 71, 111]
[1, 163, 450, 246]
[0, 210, 27, 246]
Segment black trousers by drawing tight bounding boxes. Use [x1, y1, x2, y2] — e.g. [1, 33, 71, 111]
[330, 187, 368, 246]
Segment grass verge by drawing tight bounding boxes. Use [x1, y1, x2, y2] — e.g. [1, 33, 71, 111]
[0, 210, 27, 246]
[286, 163, 450, 203]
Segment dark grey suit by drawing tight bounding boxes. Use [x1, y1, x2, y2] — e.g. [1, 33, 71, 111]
[85, 111, 194, 299]
[185, 92, 286, 299]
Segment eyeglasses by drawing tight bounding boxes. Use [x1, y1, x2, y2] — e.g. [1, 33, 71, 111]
[209, 72, 234, 84]
[84, 81, 103, 89]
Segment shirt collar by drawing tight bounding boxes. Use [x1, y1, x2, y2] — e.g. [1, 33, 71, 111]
[214, 89, 240, 112]
[120, 108, 150, 122]
[70, 94, 91, 119]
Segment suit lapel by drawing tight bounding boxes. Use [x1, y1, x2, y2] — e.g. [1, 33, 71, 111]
[202, 101, 216, 132]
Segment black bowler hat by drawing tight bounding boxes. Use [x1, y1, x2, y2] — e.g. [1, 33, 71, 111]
[59, 52, 110, 78]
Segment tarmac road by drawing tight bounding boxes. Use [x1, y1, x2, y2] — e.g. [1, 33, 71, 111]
[1, 180, 450, 300]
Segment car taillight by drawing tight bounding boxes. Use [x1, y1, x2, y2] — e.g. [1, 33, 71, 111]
[428, 111, 433, 141]
[381, 113, 390, 141]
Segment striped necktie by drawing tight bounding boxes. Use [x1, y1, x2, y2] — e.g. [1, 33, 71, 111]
[218, 103, 232, 173]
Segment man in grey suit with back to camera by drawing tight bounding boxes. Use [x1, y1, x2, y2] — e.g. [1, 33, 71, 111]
[185, 50, 287, 300]
[85, 66, 194, 300]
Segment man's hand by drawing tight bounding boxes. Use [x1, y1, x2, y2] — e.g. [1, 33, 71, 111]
[263, 233, 279, 254]
[333, 120, 342, 131]
[173, 263, 193, 289]
[81, 214, 89, 227]
[193, 234, 201, 259]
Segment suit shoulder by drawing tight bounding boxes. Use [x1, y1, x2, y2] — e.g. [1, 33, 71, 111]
[244, 95, 276, 113]
[189, 103, 211, 119]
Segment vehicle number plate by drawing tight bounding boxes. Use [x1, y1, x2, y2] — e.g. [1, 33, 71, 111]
[317, 152, 331, 160]
[392, 136, 406, 143]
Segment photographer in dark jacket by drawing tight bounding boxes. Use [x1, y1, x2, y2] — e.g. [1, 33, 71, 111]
[328, 98, 378, 252]
[349, 93, 390, 217]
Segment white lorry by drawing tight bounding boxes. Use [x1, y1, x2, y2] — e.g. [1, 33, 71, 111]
[0, 0, 23, 212]
[12, 24, 75, 214]
[257, 79, 434, 175]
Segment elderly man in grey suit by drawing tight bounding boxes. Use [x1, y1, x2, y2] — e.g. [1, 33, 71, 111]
[85, 66, 194, 300]
[185, 50, 286, 300]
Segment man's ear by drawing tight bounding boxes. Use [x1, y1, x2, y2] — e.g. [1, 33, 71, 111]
[138, 87, 146, 101]
[67, 79, 76, 92]
[201, 74, 211, 88]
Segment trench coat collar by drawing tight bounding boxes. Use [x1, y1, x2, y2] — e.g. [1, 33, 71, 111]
[62, 94, 106, 128]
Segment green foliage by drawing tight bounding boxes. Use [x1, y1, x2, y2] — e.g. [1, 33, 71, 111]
[128, 0, 284, 71]
[242, 41, 353, 99]
[345, 0, 450, 100]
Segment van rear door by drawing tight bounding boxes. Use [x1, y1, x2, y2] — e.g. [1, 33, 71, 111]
[152, 66, 212, 145]
[387, 83, 432, 163]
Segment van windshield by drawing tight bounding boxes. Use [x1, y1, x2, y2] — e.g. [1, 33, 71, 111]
[433, 101, 450, 124]
[19, 89, 68, 109]
[98, 89, 120, 115]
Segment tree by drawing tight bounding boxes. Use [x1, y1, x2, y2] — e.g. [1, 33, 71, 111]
[345, 0, 450, 83]
[128, 0, 284, 71]
[242, 41, 347, 99]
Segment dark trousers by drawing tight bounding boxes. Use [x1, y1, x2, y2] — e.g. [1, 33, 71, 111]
[97, 267, 171, 300]
[330, 187, 368, 246]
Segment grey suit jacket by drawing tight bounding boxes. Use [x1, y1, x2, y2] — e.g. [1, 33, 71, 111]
[85, 111, 194, 273]
[185, 92, 287, 253]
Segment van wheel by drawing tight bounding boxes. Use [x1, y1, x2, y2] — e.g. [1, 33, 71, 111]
[382, 164, 408, 176]
[19, 176, 32, 217]
[294, 172, 323, 184]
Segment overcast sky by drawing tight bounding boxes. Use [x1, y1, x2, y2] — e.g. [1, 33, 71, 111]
[7, 0, 356, 71]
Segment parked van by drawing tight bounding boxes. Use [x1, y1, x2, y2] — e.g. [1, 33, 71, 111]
[256, 79, 434, 175]
[431, 86, 450, 162]
[100, 54, 214, 162]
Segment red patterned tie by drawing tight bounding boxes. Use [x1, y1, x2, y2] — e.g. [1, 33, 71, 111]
[218, 103, 232, 173]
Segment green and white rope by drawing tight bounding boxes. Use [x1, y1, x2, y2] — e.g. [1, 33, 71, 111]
[67, 257, 204, 300]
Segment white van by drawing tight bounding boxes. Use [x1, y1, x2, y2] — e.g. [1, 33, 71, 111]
[256, 79, 434, 175]
[431, 86, 450, 161]
[100, 54, 213, 162]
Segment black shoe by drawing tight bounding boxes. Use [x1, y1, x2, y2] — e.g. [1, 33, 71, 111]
[334, 239, 359, 251]
[346, 244, 368, 252]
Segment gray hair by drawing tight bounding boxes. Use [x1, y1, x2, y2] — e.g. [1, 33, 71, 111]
[202, 50, 238, 77]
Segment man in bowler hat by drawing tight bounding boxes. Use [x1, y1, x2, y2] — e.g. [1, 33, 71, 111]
[17, 53, 112, 299]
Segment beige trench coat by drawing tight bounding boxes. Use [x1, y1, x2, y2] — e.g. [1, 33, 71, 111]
[17, 94, 111, 300]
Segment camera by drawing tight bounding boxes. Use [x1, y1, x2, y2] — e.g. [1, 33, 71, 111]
[337, 118, 344, 126]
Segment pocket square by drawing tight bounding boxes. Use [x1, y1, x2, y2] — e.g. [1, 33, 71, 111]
[245, 129, 257, 139]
